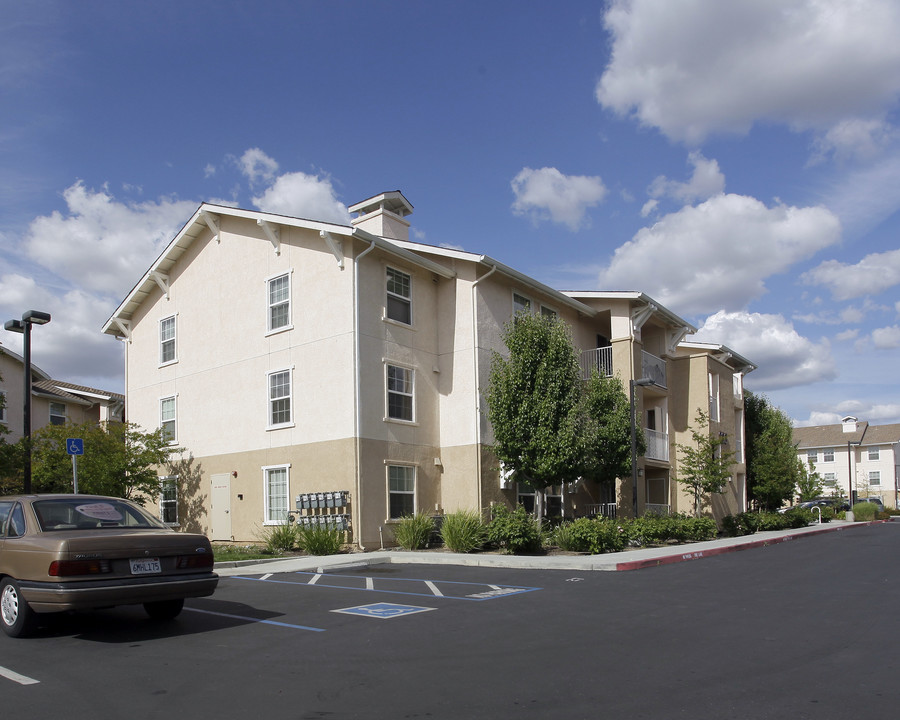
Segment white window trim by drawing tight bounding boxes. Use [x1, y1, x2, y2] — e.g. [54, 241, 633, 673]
[265, 270, 294, 336]
[385, 462, 416, 521]
[385, 362, 416, 424]
[262, 463, 291, 525]
[159, 314, 178, 367]
[385, 266, 413, 326]
[868, 447, 880, 461]
[159, 475, 179, 526]
[540, 304, 557, 319]
[267, 366, 295, 430]
[160, 394, 178, 445]
[0, 389, 7, 424]
[869, 471, 881, 485]
[49, 401, 67, 425]
[513, 291, 532, 316]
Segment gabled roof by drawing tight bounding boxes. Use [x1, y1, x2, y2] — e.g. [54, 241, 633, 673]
[562, 290, 697, 333]
[793, 422, 880, 449]
[0, 345, 51, 381]
[102, 203, 457, 339]
[678, 340, 757, 374]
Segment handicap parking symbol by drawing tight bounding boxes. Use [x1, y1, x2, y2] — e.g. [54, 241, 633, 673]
[331, 602, 437, 619]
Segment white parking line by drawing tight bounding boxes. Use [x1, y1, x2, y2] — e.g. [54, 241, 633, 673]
[0, 666, 39, 685]
[424, 580, 444, 597]
[308, 573, 322, 585]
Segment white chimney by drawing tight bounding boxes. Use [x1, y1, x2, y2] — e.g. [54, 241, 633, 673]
[841, 416, 859, 433]
[349, 191, 413, 242]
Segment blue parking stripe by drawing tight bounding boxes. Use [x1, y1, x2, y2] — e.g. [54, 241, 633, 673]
[185, 606, 326, 632]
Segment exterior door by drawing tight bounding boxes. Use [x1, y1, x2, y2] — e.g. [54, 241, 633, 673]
[210, 473, 232, 541]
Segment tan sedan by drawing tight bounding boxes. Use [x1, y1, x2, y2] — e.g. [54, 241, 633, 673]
[0, 494, 218, 637]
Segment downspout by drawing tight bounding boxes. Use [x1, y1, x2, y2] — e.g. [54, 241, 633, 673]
[353, 239, 377, 549]
[471, 262, 498, 516]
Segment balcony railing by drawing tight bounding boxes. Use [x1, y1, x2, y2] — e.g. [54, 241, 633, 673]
[580, 347, 613, 380]
[644, 429, 669, 462]
[645, 503, 671, 516]
[583, 503, 617, 518]
[641, 351, 666, 388]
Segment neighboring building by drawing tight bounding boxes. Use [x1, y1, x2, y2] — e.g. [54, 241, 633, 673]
[102, 192, 755, 545]
[0, 345, 125, 442]
[794, 416, 900, 509]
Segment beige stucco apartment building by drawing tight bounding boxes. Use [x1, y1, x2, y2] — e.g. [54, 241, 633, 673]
[102, 192, 755, 546]
[0, 346, 124, 442]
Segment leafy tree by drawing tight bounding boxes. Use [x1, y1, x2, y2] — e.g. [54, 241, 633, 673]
[745, 391, 798, 511]
[30, 421, 178, 504]
[578, 370, 643, 487]
[486, 312, 582, 504]
[675, 409, 735, 517]
[796, 459, 824, 501]
[0, 377, 21, 493]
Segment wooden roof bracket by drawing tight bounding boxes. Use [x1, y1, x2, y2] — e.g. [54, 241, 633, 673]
[150, 271, 170, 299]
[258, 219, 281, 255]
[320, 230, 344, 269]
[200, 210, 220, 243]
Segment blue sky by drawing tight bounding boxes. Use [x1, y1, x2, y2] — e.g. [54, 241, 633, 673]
[2, 0, 899, 427]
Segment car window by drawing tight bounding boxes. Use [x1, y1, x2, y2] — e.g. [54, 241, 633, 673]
[0, 501, 12, 536]
[33, 499, 166, 531]
[6, 503, 26, 537]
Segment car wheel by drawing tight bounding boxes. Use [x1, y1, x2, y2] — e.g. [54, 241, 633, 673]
[1, 578, 37, 638]
[143, 598, 184, 620]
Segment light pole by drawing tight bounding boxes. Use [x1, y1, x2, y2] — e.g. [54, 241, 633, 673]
[630, 377, 657, 518]
[4, 310, 52, 494]
[846, 439, 860, 520]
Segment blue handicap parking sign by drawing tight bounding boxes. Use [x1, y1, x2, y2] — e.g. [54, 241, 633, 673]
[331, 603, 436, 619]
[66, 438, 84, 455]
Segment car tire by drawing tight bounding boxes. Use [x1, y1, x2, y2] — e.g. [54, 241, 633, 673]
[1, 578, 38, 638]
[143, 598, 184, 620]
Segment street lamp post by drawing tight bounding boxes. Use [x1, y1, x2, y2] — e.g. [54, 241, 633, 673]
[4, 310, 52, 494]
[630, 377, 657, 518]
[846, 439, 860, 521]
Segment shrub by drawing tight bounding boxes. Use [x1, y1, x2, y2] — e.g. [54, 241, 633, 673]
[257, 522, 298, 554]
[783, 507, 814, 528]
[553, 517, 627, 554]
[852, 502, 878, 522]
[440, 510, 487, 553]
[755, 512, 791, 531]
[626, 514, 674, 546]
[296, 524, 344, 555]
[677, 515, 718, 542]
[487, 505, 543, 554]
[722, 512, 759, 537]
[393, 512, 435, 550]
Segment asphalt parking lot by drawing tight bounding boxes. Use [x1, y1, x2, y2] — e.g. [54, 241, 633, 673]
[2, 523, 899, 719]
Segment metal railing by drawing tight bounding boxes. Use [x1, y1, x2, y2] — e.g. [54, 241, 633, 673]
[579, 347, 613, 380]
[644, 429, 669, 461]
[583, 503, 618, 518]
[644, 503, 671, 516]
[641, 350, 666, 388]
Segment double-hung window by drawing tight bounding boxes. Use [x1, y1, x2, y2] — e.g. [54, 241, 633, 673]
[708, 373, 720, 423]
[268, 369, 292, 427]
[513, 292, 531, 316]
[823, 449, 834, 462]
[159, 476, 178, 525]
[0, 390, 7, 423]
[807, 450, 817, 464]
[263, 464, 290, 524]
[160, 396, 177, 443]
[869, 471, 881, 486]
[868, 447, 880, 461]
[49, 402, 66, 425]
[267, 272, 291, 332]
[387, 465, 415, 519]
[386, 364, 414, 422]
[386, 267, 412, 324]
[160, 315, 176, 365]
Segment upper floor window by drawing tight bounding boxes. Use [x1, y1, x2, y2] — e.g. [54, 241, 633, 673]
[49, 402, 66, 425]
[0, 390, 7, 423]
[386, 364, 414, 422]
[267, 272, 291, 332]
[160, 396, 177, 443]
[540, 305, 557, 320]
[708, 373, 720, 423]
[386, 267, 412, 325]
[513, 293, 531, 316]
[160, 315, 177, 365]
[868, 447, 880, 461]
[869, 471, 881, 485]
[807, 450, 817, 464]
[268, 369, 292, 428]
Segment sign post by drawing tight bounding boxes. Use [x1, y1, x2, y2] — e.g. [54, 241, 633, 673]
[66, 438, 84, 493]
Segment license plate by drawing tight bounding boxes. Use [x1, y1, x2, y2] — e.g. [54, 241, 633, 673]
[130, 558, 161, 575]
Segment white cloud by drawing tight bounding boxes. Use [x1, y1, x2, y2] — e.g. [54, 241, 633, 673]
[22, 181, 198, 297]
[238, 148, 279, 186]
[835, 329, 859, 342]
[872, 325, 900, 348]
[648, 152, 725, 204]
[597, 0, 900, 148]
[801, 247, 900, 300]
[251, 171, 351, 224]
[693, 310, 836, 391]
[597, 194, 841, 315]
[794, 401, 900, 427]
[811, 117, 898, 164]
[511, 167, 607, 231]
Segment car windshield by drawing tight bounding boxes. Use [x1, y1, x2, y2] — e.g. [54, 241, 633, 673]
[33, 499, 167, 531]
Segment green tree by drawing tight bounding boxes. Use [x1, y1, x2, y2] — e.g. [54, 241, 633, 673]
[30, 421, 178, 504]
[675, 409, 735, 517]
[0, 377, 21, 493]
[745, 391, 798, 511]
[578, 370, 643, 487]
[486, 312, 582, 503]
[796, 459, 824, 501]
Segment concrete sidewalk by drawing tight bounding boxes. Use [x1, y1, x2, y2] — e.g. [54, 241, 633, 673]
[215, 519, 885, 577]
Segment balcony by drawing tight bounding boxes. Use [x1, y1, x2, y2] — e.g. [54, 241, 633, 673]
[641, 350, 666, 388]
[580, 347, 613, 380]
[644, 428, 669, 462]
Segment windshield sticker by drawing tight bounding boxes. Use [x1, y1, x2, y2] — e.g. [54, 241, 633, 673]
[75, 503, 123, 522]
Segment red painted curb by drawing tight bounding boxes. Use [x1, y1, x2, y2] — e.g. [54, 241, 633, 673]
[613, 521, 881, 571]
